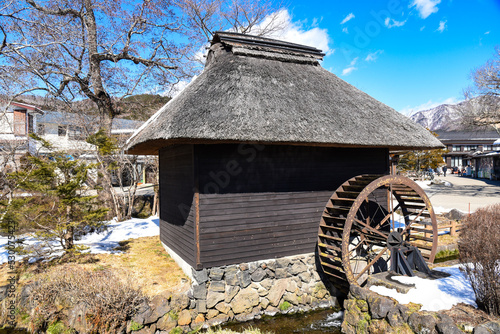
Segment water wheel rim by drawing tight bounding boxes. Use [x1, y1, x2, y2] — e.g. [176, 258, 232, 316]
[341, 174, 438, 286]
[317, 174, 438, 290]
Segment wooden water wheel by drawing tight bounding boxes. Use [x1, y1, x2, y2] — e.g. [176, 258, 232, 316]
[317, 174, 438, 291]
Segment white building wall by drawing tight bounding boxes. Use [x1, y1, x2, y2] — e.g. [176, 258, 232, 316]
[39, 123, 95, 153]
[0, 111, 14, 138]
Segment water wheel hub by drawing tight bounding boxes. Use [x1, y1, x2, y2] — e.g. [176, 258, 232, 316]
[387, 231, 404, 247]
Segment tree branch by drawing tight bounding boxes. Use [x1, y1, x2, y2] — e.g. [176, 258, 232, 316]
[26, 0, 82, 18]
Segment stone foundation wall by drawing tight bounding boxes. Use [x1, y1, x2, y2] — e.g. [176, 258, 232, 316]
[342, 285, 465, 334]
[126, 253, 339, 333]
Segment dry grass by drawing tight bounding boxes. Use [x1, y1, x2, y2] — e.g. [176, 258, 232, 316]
[438, 234, 459, 246]
[1, 236, 190, 298]
[28, 264, 146, 332]
[93, 236, 190, 297]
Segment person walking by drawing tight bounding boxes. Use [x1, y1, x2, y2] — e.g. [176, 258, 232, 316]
[443, 166, 447, 177]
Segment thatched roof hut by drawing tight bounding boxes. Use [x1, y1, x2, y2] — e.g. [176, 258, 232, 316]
[127, 32, 442, 154]
[125, 32, 443, 273]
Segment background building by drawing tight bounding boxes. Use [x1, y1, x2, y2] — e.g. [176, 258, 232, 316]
[435, 130, 500, 168]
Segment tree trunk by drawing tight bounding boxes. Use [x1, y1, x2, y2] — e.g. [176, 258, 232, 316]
[64, 226, 74, 250]
[152, 189, 159, 216]
[83, 0, 116, 135]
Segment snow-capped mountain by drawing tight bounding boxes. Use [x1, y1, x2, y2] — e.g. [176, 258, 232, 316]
[409, 102, 463, 131]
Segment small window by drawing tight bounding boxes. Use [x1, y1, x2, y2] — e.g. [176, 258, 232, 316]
[483, 145, 493, 151]
[68, 125, 85, 140]
[13, 110, 26, 136]
[58, 125, 67, 136]
[452, 145, 461, 152]
[28, 114, 34, 133]
[37, 123, 45, 135]
[451, 156, 463, 167]
[464, 145, 477, 152]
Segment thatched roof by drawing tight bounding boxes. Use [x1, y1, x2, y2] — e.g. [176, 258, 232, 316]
[126, 32, 443, 155]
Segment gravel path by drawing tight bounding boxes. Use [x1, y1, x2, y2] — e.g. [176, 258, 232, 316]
[424, 174, 500, 213]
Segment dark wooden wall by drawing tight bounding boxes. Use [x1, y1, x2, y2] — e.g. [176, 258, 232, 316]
[195, 144, 389, 268]
[159, 145, 196, 268]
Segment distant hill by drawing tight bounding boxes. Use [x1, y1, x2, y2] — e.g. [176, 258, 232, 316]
[409, 102, 463, 131]
[118, 94, 171, 121]
[409, 97, 500, 132]
[14, 94, 170, 122]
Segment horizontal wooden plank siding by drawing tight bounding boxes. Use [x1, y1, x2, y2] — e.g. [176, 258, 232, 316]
[196, 144, 389, 268]
[159, 145, 196, 268]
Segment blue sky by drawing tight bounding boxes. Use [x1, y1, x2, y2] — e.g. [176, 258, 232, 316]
[264, 0, 499, 115]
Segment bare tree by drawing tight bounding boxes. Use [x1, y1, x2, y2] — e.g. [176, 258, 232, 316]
[460, 47, 500, 131]
[0, 0, 286, 130]
[0, 0, 193, 131]
[175, 0, 286, 44]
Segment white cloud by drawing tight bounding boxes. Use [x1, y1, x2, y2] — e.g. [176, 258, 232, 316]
[410, 0, 441, 19]
[384, 17, 407, 28]
[365, 50, 383, 62]
[485, 31, 490, 35]
[436, 20, 447, 33]
[341, 13, 355, 24]
[167, 75, 199, 98]
[342, 58, 358, 75]
[260, 10, 333, 56]
[342, 66, 357, 76]
[400, 97, 459, 116]
[342, 27, 349, 34]
[420, 26, 426, 31]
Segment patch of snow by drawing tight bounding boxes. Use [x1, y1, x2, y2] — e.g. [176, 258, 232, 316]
[415, 180, 431, 189]
[370, 265, 476, 311]
[0, 216, 160, 264]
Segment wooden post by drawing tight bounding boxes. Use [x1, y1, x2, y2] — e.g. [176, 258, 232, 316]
[450, 220, 457, 237]
[193, 149, 202, 270]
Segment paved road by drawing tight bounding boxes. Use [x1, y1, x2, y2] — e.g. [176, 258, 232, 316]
[424, 174, 500, 213]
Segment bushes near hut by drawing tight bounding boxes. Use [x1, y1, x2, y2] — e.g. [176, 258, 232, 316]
[27, 264, 147, 333]
[458, 204, 500, 316]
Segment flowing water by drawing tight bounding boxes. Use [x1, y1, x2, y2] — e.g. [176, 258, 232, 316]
[5, 309, 343, 334]
[221, 308, 343, 333]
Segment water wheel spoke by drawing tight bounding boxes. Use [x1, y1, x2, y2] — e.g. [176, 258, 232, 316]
[373, 203, 401, 231]
[354, 246, 388, 282]
[401, 206, 428, 235]
[353, 218, 389, 239]
[347, 236, 367, 257]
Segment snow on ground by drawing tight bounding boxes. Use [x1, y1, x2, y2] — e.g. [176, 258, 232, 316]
[0, 216, 159, 264]
[370, 265, 477, 312]
[78, 217, 160, 254]
[415, 180, 431, 189]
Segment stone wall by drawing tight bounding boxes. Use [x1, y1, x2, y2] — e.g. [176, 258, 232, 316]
[342, 285, 488, 334]
[126, 253, 339, 333]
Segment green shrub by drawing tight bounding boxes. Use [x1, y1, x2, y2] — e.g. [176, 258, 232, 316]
[434, 249, 459, 262]
[47, 321, 72, 334]
[279, 301, 291, 311]
[169, 310, 179, 321]
[170, 327, 183, 334]
[129, 320, 144, 331]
